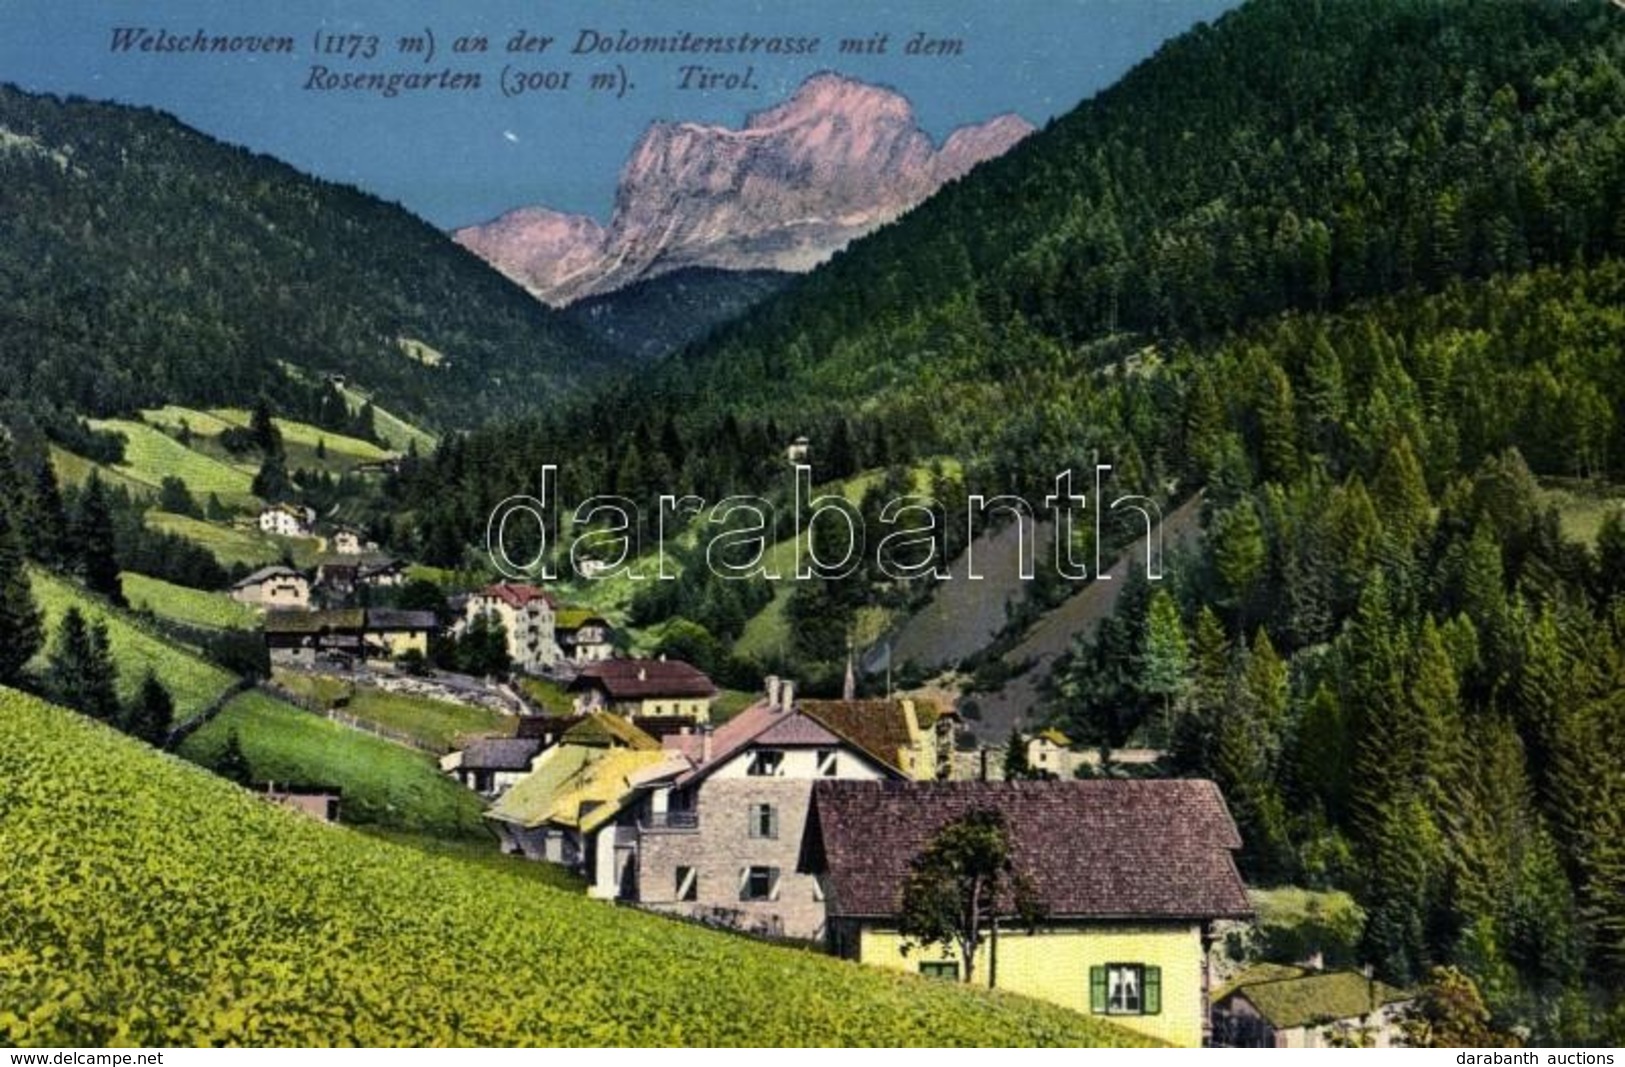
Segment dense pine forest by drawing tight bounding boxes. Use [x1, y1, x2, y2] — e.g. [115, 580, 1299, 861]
[385, 0, 1625, 1042]
[0, 85, 618, 439]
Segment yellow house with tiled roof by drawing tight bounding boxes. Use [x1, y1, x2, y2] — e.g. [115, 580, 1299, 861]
[803, 779, 1254, 1048]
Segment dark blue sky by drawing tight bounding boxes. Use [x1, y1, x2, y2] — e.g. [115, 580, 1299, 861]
[0, 1, 1238, 229]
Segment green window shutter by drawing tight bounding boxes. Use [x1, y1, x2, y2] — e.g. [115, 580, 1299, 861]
[1143, 966, 1162, 1015]
[1089, 966, 1108, 1013]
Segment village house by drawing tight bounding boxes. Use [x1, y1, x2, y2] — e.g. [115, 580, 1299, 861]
[230, 565, 310, 609]
[801, 778, 1254, 1048]
[569, 658, 717, 721]
[621, 678, 943, 941]
[1211, 964, 1410, 1049]
[555, 607, 614, 664]
[484, 715, 665, 882]
[313, 561, 359, 601]
[441, 736, 544, 797]
[463, 583, 560, 673]
[357, 559, 407, 588]
[264, 608, 438, 667]
[361, 608, 436, 659]
[258, 502, 315, 538]
[331, 527, 365, 555]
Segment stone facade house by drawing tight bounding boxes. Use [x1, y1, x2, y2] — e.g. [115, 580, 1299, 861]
[331, 528, 364, 555]
[623, 680, 934, 941]
[801, 778, 1254, 1048]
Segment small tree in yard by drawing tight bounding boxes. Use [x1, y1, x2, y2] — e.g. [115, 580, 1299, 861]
[898, 807, 1045, 984]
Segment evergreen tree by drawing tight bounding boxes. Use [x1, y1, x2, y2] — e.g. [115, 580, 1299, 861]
[252, 450, 291, 502]
[1003, 725, 1034, 781]
[215, 729, 254, 786]
[28, 462, 69, 568]
[249, 396, 282, 455]
[124, 669, 175, 745]
[1139, 587, 1190, 747]
[73, 473, 124, 605]
[45, 608, 120, 721]
[0, 490, 43, 687]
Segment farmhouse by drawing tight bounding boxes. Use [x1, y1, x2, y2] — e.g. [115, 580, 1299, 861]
[331, 527, 365, 555]
[259, 502, 315, 537]
[555, 607, 614, 663]
[568, 657, 716, 720]
[442, 736, 544, 797]
[357, 558, 407, 588]
[264, 608, 438, 666]
[1211, 964, 1410, 1049]
[801, 778, 1254, 1048]
[230, 565, 310, 609]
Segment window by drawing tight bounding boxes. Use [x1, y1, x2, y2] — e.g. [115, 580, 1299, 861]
[674, 865, 698, 902]
[746, 750, 784, 777]
[748, 803, 779, 840]
[1090, 964, 1161, 1016]
[816, 748, 838, 777]
[740, 866, 779, 901]
[919, 961, 959, 981]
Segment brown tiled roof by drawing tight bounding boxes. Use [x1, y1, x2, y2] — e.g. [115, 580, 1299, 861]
[569, 659, 717, 700]
[475, 583, 554, 609]
[666, 700, 907, 787]
[805, 779, 1252, 922]
[800, 699, 919, 776]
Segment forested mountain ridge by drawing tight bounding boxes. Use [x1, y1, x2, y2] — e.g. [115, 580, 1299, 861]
[563, 0, 1625, 472]
[0, 84, 619, 437]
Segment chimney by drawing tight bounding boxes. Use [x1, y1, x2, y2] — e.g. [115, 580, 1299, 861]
[781, 679, 796, 712]
[637, 666, 647, 682]
[701, 724, 714, 764]
[766, 675, 781, 708]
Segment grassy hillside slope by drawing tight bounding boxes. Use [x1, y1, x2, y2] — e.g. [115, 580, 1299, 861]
[0, 688, 1154, 1046]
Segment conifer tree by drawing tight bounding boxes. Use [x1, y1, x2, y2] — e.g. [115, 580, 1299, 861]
[124, 669, 175, 746]
[45, 608, 120, 721]
[0, 490, 42, 688]
[73, 473, 124, 605]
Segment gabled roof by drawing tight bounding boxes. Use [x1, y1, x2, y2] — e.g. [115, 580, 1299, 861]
[800, 699, 925, 776]
[805, 779, 1253, 922]
[555, 606, 609, 631]
[1217, 967, 1409, 1029]
[665, 700, 906, 788]
[485, 745, 666, 832]
[458, 737, 543, 772]
[1035, 727, 1073, 748]
[233, 565, 305, 589]
[264, 608, 365, 634]
[569, 659, 716, 700]
[561, 712, 659, 751]
[473, 583, 555, 609]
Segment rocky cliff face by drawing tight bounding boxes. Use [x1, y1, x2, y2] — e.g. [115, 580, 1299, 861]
[453, 73, 1033, 306]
